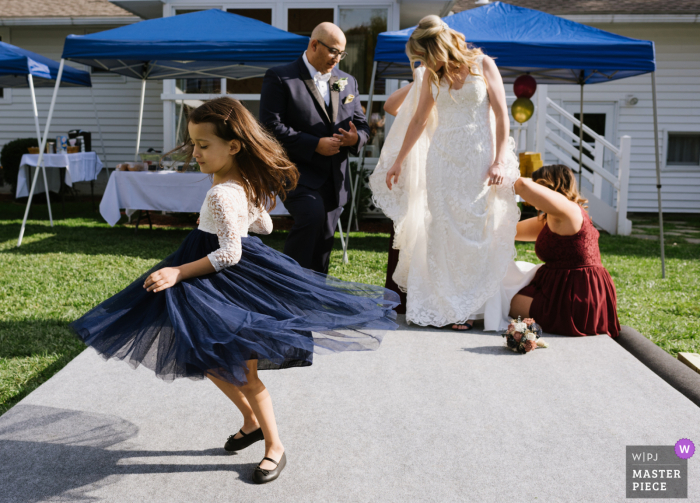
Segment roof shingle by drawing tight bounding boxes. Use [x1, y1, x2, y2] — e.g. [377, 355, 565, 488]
[0, 0, 134, 18]
[453, 0, 700, 15]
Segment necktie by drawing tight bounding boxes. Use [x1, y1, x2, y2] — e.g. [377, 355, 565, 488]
[314, 72, 332, 83]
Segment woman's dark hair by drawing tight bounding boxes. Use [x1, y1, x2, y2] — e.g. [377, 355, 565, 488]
[167, 97, 298, 210]
[531, 164, 588, 214]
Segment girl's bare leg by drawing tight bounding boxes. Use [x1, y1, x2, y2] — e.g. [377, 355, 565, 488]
[236, 360, 284, 470]
[208, 373, 260, 439]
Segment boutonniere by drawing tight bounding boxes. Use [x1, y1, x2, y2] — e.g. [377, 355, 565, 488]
[343, 94, 355, 104]
[331, 77, 348, 92]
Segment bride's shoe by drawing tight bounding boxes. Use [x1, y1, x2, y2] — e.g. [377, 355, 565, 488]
[451, 322, 473, 331]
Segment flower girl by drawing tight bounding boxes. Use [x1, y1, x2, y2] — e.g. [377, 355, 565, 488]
[72, 97, 398, 484]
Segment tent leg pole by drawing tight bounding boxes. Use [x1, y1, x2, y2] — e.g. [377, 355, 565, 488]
[28, 74, 53, 227]
[336, 214, 346, 251]
[135, 78, 146, 162]
[578, 84, 584, 190]
[19, 59, 64, 247]
[344, 61, 377, 264]
[651, 72, 666, 279]
[356, 61, 378, 231]
[91, 87, 108, 172]
[176, 99, 184, 145]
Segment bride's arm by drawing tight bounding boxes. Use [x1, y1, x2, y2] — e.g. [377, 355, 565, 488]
[482, 56, 509, 186]
[386, 76, 435, 189]
[383, 82, 413, 117]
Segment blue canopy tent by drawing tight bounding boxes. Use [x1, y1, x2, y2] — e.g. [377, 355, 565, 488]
[1, 42, 95, 247]
[52, 9, 309, 161]
[372, 1, 655, 84]
[345, 2, 666, 276]
[0, 42, 91, 88]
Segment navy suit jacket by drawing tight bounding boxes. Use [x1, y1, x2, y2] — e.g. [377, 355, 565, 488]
[259, 57, 369, 208]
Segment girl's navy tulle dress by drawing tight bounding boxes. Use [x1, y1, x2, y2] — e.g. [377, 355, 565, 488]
[71, 181, 399, 386]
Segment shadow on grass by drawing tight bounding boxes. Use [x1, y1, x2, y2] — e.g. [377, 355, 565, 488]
[0, 319, 84, 359]
[1, 220, 388, 258]
[1, 222, 193, 260]
[598, 234, 698, 260]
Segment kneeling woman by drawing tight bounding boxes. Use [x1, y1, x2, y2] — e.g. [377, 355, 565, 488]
[510, 165, 620, 338]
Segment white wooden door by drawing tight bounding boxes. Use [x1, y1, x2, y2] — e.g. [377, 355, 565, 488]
[564, 102, 618, 207]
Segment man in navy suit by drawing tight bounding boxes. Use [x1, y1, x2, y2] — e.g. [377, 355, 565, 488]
[260, 23, 369, 274]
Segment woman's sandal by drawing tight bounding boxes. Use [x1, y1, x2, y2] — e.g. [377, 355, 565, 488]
[451, 322, 473, 331]
[224, 427, 264, 453]
[252, 451, 287, 484]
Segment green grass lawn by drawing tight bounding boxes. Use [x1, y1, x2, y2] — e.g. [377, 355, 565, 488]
[0, 199, 698, 416]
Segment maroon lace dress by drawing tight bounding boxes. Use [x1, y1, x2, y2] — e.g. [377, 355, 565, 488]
[518, 207, 620, 338]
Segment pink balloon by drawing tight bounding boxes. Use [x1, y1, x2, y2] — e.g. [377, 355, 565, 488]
[514, 75, 537, 99]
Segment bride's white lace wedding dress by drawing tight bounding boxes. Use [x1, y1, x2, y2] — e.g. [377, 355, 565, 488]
[370, 57, 529, 329]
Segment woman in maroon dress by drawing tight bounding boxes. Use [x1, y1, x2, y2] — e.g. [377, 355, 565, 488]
[510, 165, 620, 338]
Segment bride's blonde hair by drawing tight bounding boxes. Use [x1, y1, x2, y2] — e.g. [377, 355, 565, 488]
[406, 15, 486, 98]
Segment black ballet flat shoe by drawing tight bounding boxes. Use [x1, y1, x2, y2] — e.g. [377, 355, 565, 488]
[224, 427, 264, 453]
[451, 322, 473, 331]
[252, 452, 286, 484]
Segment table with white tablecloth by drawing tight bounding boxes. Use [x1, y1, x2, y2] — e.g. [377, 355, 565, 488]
[100, 171, 289, 227]
[16, 152, 104, 198]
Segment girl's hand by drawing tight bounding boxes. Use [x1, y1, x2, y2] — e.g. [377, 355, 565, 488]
[144, 267, 182, 293]
[386, 161, 402, 190]
[487, 162, 504, 186]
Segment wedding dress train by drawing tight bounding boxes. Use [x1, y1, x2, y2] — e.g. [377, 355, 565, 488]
[370, 58, 531, 330]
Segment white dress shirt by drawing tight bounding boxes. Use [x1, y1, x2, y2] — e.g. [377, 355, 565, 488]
[303, 51, 331, 106]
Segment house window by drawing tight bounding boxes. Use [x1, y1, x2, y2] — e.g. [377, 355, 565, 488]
[338, 8, 387, 95]
[667, 133, 700, 166]
[288, 8, 334, 36]
[0, 35, 3, 98]
[227, 8, 272, 24]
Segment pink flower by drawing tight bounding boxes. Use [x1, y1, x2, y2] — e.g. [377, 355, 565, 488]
[513, 332, 523, 343]
[523, 340, 538, 352]
[507, 323, 515, 334]
[523, 318, 535, 326]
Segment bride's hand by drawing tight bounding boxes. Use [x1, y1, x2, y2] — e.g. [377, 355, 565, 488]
[487, 163, 504, 186]
[386, 162, 402, 190]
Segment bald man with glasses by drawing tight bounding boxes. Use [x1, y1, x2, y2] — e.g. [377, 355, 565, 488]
[260, 22, 370, 274]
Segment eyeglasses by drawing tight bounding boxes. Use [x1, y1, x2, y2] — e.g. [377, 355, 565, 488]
[317, 39, 348, 60]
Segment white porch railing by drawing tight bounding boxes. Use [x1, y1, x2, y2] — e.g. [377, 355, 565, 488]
[535, 86, 632, 236]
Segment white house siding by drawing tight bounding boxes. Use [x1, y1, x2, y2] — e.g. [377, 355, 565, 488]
[0, 26, 162, 195]
[544, 23, 700, 213]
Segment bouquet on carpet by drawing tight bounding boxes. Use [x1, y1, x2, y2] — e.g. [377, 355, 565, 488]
[503, 317, 548, 354]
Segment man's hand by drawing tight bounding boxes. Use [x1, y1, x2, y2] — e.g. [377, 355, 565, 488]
[316, 137, 342, 156]
[333, 121, 359, 147]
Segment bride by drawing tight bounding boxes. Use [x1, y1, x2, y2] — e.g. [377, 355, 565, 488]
[369, 15, 521, 330]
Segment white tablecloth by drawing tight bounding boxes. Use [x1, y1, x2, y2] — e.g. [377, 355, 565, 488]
[16, 152, 104, 198]
[100, 171, 289, 227]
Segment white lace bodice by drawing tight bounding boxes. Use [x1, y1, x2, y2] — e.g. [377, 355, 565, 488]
[431, 56, 490, 135]
[198, 180, 273, 271]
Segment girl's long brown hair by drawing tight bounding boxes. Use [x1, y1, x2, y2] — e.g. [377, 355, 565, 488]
[168, 97, 298, 210]
[531, 164, 588, 219]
